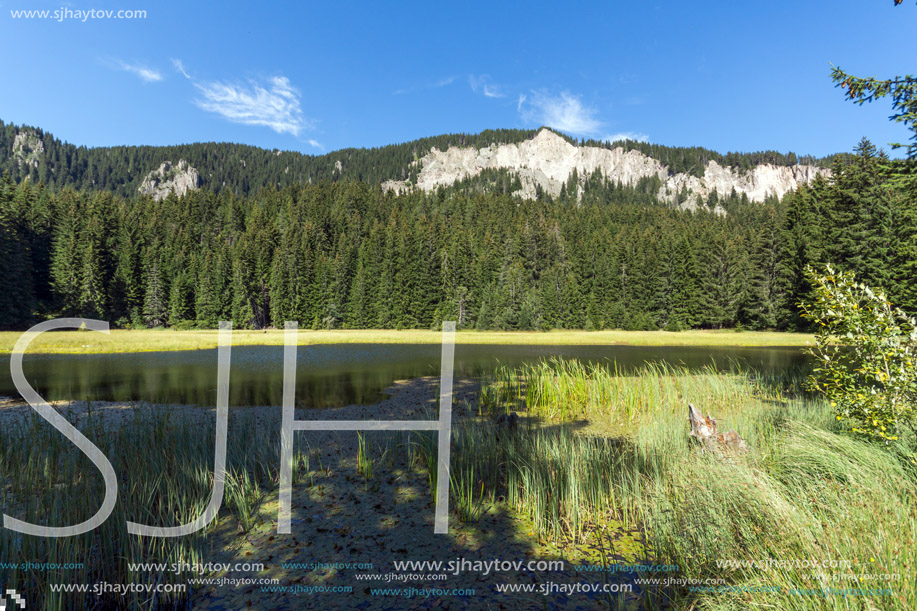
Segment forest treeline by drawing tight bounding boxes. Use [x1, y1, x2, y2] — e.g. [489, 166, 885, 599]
[582, 138, 844, 178]
[1, 137, 913, 332]
[0, 120, 837, 197]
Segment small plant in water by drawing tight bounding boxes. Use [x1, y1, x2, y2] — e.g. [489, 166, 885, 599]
[225, 469, 265, 534]
[357, 432, 374, 480]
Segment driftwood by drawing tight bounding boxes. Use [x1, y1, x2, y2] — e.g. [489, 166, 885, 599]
[688, 403, 747, 454]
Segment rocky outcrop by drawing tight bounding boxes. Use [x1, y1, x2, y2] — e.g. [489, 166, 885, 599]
[138, 160, 202, 201]
[383, 129, 828, 205]
[11, 131, 44, 169]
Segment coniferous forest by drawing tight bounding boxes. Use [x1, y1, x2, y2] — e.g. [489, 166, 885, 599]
[0, 119, 841, 197]
[1, 126, 915, 332]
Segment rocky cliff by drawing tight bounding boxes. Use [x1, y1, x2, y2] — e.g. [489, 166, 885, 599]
[11, 131, 44, 170]
[138, 160, 202, 201]
[383, 129, 828, 207]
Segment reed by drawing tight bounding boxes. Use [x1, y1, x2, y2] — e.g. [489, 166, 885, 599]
[225, 468, 265, 534]
[452, 359, 917, 609]
[3, 359, 913, 609]
[356, 432, 373, 481]
[0, 405, 284, 609]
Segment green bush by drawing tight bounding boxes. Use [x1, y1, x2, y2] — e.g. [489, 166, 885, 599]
[801, 264, 917, 443]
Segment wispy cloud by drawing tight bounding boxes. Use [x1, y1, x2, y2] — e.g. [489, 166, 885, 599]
[104, 58, 162, 83]
[519, 90, 602, 136]
[193, 76, 310, 136]
[307, 139, 323, 150]
[393, 76, 456, 95]
[469, 74, 505, 98]
[171, 58, 190, 79]
[604, 132, 650, 143]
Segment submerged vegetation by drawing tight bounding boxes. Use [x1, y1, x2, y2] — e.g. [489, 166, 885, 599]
[2, 359, 913, 609]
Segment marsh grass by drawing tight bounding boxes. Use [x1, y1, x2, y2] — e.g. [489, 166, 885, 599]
[225, 469, 265, 534]
[411, 430, 440, 499]
[0, 405, 285, 609]
[356, 432, 374, 481]
[2, 360, 913, 609]
[457, 358, 917, 609]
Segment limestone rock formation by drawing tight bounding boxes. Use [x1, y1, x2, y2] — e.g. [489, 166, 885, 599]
[11, 131, 44, 169]
[138, 160, 202, 201]
[383, 128, 828, 206]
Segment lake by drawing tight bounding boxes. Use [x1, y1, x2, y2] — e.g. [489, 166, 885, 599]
[0, 344, 809, 408]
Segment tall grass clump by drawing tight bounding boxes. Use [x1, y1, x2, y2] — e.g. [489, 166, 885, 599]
[480, 358, 755, 425]
[452, 358, 917, 609]
[0, 405, 284, 609]
[451, 418, 629, 542]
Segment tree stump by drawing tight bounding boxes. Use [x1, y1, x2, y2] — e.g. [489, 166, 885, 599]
[688, 403, 747, 454]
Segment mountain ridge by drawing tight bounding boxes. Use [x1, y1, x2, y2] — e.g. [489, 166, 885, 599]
[0, 119, 840, 203]
[383, 129, 828, 206]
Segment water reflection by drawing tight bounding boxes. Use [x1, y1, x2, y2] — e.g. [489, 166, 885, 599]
[0, 344, 810, 408]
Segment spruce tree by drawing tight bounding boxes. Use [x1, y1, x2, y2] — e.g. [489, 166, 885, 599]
[143, 262, 167, 328]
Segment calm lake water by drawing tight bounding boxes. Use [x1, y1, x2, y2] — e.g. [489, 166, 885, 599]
[0, 344, 809, 408]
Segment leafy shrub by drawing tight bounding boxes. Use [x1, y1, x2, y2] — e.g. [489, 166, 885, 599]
[801, 264, 917, 443]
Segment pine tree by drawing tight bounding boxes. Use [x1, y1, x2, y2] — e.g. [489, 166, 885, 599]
[0, 178, 35, 328]
[143, 262, 167, 328]
[168, 271, 192, 325]
[195, 254, 220, 328]
[743, 209, 783, 329]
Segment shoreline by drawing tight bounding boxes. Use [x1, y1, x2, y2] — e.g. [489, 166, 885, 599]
[0, 328, 814, 355]
[0, 378, 488, 446]
[0, 376, 477, 431]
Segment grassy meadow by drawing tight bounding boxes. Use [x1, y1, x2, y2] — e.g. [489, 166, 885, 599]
[0, 327, 815, 354]
[1, 359, 912, 609]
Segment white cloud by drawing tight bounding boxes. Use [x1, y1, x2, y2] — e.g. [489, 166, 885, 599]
[171, 58, 190, 79]
[517, 94, 526, 112]
[519, 90, 602, 136]
[469, 74, 505, 98]
[107, 59, 162, 83]
[307, 139, 323, 150]
[394, 76, 456, 95]
[193, 76, 310, 136]
[605, 132, 650, 143]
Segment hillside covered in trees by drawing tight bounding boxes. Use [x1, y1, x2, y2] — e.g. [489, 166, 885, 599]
[0, 120, 840, 198]
[1, 135, 913, 331]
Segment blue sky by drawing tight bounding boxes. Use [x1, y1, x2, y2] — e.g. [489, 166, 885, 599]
[1, 0, 915, 158]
